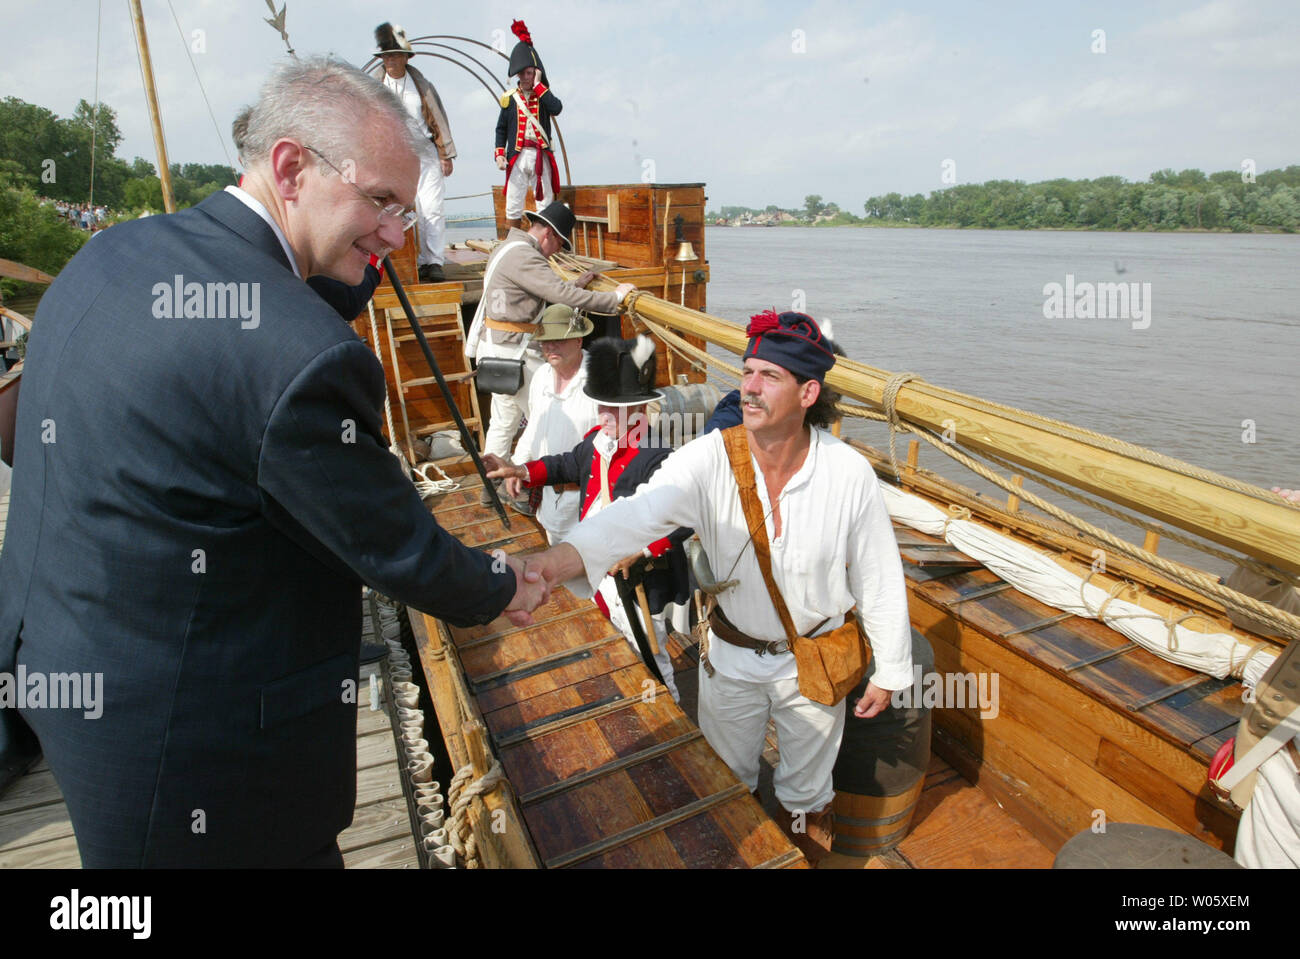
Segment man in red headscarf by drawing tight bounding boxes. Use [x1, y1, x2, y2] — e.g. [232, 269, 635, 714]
[524, 311, 913, 863]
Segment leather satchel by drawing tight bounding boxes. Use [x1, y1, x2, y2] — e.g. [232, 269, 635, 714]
[720, 426, 872, 706]
[475, 356, 525, 395]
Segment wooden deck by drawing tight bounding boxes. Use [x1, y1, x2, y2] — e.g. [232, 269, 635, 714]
[0, 603, 422, 869]
[418, 476, 1057, 869]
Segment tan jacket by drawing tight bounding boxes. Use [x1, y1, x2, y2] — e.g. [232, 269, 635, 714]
[407, 65, 456, 162]
[482, 229, 622, 345]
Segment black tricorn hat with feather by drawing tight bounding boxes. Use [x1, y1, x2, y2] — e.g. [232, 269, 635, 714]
[583, 335, 662, 407]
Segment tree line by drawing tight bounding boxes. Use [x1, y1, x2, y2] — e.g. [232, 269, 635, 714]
[864, 167, 1300, 231]
[0, 96, 239, 297]
[709, 168, 1300, 232]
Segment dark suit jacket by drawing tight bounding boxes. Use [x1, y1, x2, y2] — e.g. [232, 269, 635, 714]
[0, 190, 514, 866]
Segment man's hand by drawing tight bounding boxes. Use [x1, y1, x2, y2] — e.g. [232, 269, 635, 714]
[442, 157, 454, 177]
[613, 282, 636, 303]
[495, 154, 507, 171]
[482, 453, 523, 481]
[608, 552, 642, 577]
[574, 269, 599, 289]
[503, 555, 550, 627]
[504, 476, 523, 499]
[524, 543, 586, 590]
[853, 682, 892, 719]
[1272, 486, 1300, 505]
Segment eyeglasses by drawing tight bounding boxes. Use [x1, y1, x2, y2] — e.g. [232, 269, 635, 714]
[305, 146, 418, 233]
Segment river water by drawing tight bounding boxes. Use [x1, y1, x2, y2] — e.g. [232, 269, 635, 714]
[697, 226, 1299, 570]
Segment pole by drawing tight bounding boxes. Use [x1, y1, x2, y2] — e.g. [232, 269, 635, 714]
[128, 0, 176, 213]
[381, 256, 510, 529]
[554, 269, 1300, 576]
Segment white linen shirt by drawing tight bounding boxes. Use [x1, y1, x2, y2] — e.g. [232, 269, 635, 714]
[562, 427, 913, 689]
[513, 356, 599, 540]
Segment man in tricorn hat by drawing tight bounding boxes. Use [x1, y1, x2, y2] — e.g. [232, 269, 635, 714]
[374, 22, 456, 283]
[495, 19, 562, 233]
[484, 335, 689, 701]
[466, 200, 634, 503]
[524, 311, 913, 862]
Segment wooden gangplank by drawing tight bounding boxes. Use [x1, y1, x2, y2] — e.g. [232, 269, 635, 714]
[415, 482, 805, 869]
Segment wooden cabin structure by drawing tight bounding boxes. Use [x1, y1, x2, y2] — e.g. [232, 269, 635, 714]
[352, 183, 710, 464]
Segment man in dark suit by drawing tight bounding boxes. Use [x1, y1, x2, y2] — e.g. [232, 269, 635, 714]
[0, 56, 546, 866]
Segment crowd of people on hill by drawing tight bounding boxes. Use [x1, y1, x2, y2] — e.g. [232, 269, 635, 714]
[37, 197, 111, 232]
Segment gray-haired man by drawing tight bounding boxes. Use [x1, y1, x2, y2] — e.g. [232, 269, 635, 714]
[0, 57, 547, 865]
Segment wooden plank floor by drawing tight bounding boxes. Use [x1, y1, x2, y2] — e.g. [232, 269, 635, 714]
[663, 630, 1056, 869]
[0, 660, 421, 869]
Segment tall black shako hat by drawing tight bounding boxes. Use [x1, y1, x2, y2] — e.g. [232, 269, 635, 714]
[584, 335, 662, 407]
[375, 22, 414, 57]
[526, 200, 575, 250]
[507, 19, 545, 78]
[743, 310, 837, 383]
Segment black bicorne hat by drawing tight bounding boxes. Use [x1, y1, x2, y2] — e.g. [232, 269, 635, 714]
[525, 201, 575, 250]
[507, 19, 544, 77]
[583, 336, 662, 407]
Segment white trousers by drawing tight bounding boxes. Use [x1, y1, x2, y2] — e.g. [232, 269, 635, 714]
[697, 666, 844, 810]
[505, 148, 556, 221]
[479, 343, 542, 460]
[416, 144, 446, 267]
[1234, 749, 1300, 868]
[596, 576, 679, 703]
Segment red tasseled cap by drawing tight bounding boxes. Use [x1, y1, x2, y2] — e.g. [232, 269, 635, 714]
[746, 309, 781, 337]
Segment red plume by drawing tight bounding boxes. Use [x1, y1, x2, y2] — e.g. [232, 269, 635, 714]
[511, 19, 532, 45]
[746, 310, 781, 337]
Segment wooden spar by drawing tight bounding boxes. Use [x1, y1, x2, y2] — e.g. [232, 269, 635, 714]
[566, 275, 1300, 576]
[0, 307, 33, 333]
[0, 259, 54, 286]
[127, 0, 176, 214]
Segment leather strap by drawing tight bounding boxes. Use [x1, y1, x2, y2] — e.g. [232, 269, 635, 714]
[553, 482, 580, 493]
[485, 316, 537, 333]
[720, 426, 798, 644]
[709, 605, 789, 655]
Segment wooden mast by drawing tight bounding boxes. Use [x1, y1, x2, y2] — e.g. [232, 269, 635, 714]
[570, 277, 1300, 577]
[128, 0, 176, 214]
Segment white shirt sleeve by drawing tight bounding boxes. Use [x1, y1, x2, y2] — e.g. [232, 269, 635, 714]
[560, 433, 716, 595]
[848, 470, 914, 691]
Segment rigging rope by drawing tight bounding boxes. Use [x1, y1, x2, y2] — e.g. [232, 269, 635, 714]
[89, 0, 102, 207]
[165, 0, 235, 170]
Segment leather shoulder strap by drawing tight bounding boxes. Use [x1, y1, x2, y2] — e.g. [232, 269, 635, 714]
[721, 426, 798, 642]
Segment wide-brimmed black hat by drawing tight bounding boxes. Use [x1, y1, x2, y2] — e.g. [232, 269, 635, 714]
[375, 22, 414, 56]
[525, 201, 575, 250]
[507, 19, 544, 77]
[584, 336, 662, 407]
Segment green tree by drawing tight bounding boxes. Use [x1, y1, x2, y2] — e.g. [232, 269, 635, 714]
[804, 194, 824, 220]
[0, 186, 87, 298]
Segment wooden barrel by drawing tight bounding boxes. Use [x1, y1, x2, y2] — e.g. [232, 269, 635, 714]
[831, 628, 934, 857]
[1054, 823, 1240, 869]
[651, 383, 722, 447]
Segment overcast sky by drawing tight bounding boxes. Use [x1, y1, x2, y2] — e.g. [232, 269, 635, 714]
[2, 0, 1298, 211]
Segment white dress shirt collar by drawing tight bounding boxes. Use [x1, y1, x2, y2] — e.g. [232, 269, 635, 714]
[223, 185, 302, 278]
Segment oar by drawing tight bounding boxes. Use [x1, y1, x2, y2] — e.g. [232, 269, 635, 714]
[381, 256, 510, 529]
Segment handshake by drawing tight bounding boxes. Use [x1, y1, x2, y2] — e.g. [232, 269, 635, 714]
[498, 542, 585, 627]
